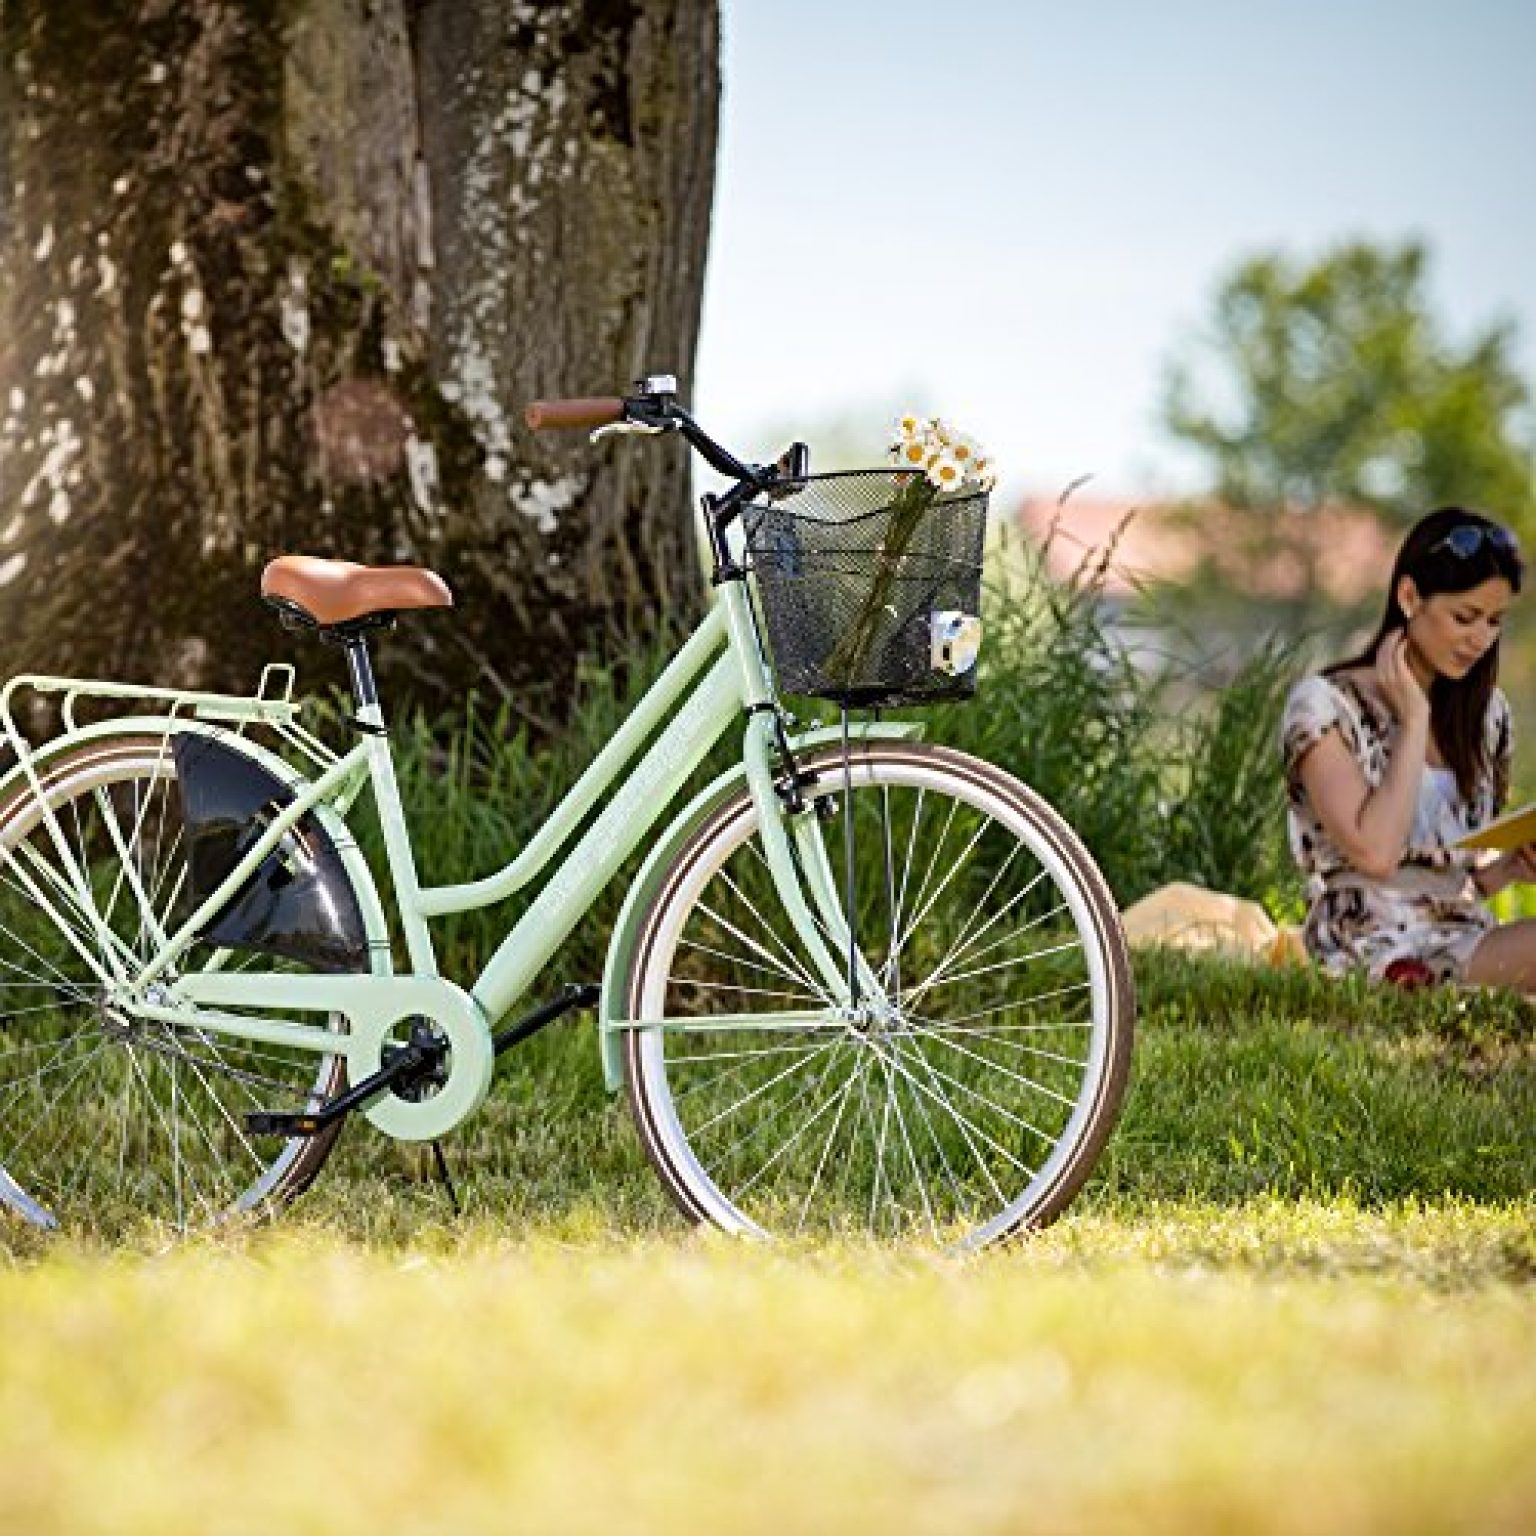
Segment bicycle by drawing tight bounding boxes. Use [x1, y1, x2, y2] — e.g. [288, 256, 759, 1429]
[0, 375, 1134, 1247]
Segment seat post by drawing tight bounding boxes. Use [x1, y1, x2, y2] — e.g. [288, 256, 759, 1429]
[338, 628, 436, 976]
[343, 635, 381, 719]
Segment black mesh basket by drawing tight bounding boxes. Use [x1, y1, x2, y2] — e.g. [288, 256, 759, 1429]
[744, 468, 988, 707]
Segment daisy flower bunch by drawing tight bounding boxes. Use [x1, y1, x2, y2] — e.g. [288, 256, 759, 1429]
[890, 414, 998, 494]
[819, 414, 996, 690]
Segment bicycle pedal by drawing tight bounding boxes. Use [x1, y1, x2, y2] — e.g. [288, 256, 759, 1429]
[245, 1110, 326, 1137]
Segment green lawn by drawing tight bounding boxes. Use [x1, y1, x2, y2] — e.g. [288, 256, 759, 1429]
[1, 949, 1531, 1534]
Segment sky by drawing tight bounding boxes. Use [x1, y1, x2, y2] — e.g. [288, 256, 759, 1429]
[692, 0, 1536, 503]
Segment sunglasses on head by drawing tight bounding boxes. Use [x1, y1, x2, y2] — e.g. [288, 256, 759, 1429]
[1429, 524, 1520, 560]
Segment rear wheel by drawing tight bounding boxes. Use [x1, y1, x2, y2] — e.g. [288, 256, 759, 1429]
[621, 742, 1134, 1249]
[0, 734, 365, 1234]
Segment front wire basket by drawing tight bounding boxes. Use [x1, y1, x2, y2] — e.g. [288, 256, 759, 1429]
[744, 468, 988, 707]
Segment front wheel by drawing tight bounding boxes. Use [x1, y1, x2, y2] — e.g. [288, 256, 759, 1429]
[621, 742, 1134, 1249]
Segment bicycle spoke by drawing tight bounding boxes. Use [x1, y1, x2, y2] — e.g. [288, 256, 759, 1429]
[710, 1036, 855, 1183]
[884, 1035, 971, 1223]
[906, 1018, 1081, 1110]
[689, 1031, 850, 1139]
[884, 1034, 1018, 1203]
[716, 867, 831, 997]
[902, 862, 1049, 1005]
[795, 1048, 871, 1233]
[879, 1045, 938, 1239]
[731, 1049, 863, 1201]
[628, 747, 1128, 1248]
[0, 741, 356, 1231]
[696, 897, 830, 1006]
[675, 934, 826, 998]
[670, 1032, 833, 1107]
[665, 1036, 838, 1068]
[902, 982, 1093, 1032]
[914, 936, 1084, 997]
[667, 972, 827, 1008]
[899, 1037, 1058, 1150]
[890, 816, 991, 970]
[905, 898, 1071, 1012]
[903, 1018, 1091, 1071]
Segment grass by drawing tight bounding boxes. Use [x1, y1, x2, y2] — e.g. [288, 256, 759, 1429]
[2, 949, 1531, 1533]
[1, 1216, 1532, 1535]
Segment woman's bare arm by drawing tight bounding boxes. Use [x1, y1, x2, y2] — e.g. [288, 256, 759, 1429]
[1296, 632, 1431, 879]
[1297, 716, 1428, 878]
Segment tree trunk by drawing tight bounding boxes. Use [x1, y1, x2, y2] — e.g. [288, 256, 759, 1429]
[0, 0, 717, 719]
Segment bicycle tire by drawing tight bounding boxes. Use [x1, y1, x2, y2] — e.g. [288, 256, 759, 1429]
[0, 733, 366, 1233]
[621, 741, 1134, 1249]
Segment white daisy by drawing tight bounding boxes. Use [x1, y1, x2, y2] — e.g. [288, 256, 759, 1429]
[927, 452, 965, 492]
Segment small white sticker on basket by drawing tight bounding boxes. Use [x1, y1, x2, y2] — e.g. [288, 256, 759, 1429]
[931, 611, 982, 676]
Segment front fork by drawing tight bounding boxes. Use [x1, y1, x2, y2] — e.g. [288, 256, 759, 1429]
[741, 710, 889, 1009]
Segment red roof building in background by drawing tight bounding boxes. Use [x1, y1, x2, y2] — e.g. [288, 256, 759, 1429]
[1016, 495, 1396, 608]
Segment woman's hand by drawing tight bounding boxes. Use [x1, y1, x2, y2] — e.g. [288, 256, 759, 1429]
[1374, 630, 1431, 729]
[1474, 843, 1536, 897]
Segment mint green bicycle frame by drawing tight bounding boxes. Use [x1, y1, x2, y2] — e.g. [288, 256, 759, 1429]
[1, 577, 918, 1142]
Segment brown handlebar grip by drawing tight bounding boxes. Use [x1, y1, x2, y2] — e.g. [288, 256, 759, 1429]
[524, 396, 626, 432]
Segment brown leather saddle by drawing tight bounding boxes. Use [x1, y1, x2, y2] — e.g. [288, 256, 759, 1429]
[261, 555, 453, 633]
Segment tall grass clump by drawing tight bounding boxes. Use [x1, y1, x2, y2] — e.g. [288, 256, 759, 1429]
[925, 524, 1172, 904]
[930, 519, 1303, 911]
[1162, 633, 1303, 914]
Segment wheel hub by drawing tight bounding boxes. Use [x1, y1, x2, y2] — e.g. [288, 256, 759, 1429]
[96, 982, 173, 1042]
[843, 999, 903, 1037]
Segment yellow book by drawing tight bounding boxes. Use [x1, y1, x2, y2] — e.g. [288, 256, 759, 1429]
[1455, 803, 1536, 853]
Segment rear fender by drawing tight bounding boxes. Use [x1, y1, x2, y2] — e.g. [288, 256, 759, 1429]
[0, 716, 391, 978]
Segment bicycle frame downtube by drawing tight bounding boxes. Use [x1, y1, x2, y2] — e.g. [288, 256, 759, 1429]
[469, 644, 747, 1024]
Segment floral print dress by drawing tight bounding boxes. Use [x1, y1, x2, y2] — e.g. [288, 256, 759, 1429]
[1280, 670, 1513, 984]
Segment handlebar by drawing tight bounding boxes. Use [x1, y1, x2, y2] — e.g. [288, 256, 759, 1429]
[525, 374, 768, 488]
[523, 396, 627, 432]
[523, 376, 813, 578]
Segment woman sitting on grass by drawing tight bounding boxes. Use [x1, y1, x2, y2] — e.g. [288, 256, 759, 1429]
[1282, 506, 1536, 990]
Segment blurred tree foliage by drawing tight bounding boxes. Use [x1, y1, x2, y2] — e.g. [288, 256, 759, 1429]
[1156, 240, 1536, 664]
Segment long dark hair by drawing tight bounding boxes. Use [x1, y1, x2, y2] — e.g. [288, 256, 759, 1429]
[1324, 507, 1523, 803]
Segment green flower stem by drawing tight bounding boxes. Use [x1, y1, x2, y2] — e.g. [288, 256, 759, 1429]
[821, 476, 939, 691]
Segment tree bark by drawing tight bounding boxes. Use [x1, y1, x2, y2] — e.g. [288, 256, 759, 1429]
[0, 0, 717, 717]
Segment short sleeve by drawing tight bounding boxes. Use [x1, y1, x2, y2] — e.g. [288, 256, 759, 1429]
[1280, 675, 1347, 781]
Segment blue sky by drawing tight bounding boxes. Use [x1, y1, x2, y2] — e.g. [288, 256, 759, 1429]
[693, 0, 1536, 501]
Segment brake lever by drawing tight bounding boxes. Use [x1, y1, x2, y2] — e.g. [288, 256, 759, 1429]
[589, 420, 668, 444]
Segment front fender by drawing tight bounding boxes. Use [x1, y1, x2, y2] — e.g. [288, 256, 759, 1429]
[597, 718, 922, 1093]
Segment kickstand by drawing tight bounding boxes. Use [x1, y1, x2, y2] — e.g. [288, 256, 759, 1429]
[430, 1139, 461, 1217]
